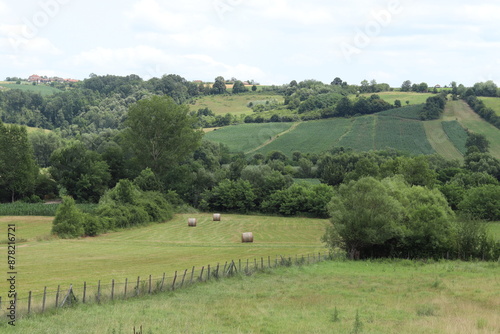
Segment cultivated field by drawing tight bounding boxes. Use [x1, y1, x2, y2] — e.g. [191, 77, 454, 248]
[0, 214, 328, 295]
[10, 260, 500, 333]
[192, 93, 284, 116]
[208, 115, 438, 157]
[0, 82, 61, 96]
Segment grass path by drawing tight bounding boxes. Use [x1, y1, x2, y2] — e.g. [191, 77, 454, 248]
[445, 100, 500, 158]
[423, 120, 463, 161]
[245, 122, 301, 155]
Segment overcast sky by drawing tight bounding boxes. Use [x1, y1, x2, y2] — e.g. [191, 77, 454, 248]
[0, 0, 499, 87]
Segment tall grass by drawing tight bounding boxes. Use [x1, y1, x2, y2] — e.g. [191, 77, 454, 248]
[0, 203, 97, 216]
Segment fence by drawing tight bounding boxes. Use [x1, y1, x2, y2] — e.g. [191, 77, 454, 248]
[1, 252, 332, 320]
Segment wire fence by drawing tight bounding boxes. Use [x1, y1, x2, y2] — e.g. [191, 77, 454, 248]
[1, 252, 335, 320]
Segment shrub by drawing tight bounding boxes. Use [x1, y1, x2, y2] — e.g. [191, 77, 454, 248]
[52, 196, 85, 238]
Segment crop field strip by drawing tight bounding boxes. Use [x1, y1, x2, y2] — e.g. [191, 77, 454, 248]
[423, 120, 464, 161]
[0, 82, 61, 96]
[204, 122, 293, 153]
[0, 214, 328, 295]
[444, 100, 500, 159]
[441, 120, 468, 155]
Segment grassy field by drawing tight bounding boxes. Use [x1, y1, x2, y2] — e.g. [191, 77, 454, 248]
[192, 93, 284, 116]
[204, 123, 293, 153]
[441, 121, 468, 155]
[444, 100, 500, 159]
[10, 260, 500, 333]
[481, 97, 500, 116]
[423, 120, 464, 161]
[0, 214, 328, 296]
[377, 104, 425, 120]
[359, 92, 434, 105]
[0, 82, 61, 96]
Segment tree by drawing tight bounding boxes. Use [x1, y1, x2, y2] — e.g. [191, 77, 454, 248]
[331, 77, 343, 86]
[50, 142, 111, 202]
[124, 95, 203, 178]
[211, 76, 227, 94]
[394, 100, 402, 108]
[401, 80, 412, 92]
[52, 196, 85, 238]
[458, 185, 500, 221]
[232, 80, 248, 94]
[324, 177, 405, 259]
[201, 179, 256, 213]
[335, 96, 353, 117]
[0, 122, 38, 202]
[465, 133, 489, 153]
[28, 130, 64, 168]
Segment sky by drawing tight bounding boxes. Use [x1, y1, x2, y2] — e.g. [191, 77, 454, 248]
[0, 0, 499, 87]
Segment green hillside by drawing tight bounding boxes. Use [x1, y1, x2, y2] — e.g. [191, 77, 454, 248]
[0, 82, 61, 96]
[481, 96, 500, 116]
[359, 92, 434, 105]
[193, 93, 284, 115]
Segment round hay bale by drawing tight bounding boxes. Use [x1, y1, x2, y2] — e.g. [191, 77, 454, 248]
[213, 213, 221, 221]
[242, 232, 253, 243]
[188, 218, 197, 227]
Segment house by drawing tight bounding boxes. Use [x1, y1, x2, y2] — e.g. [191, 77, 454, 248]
[28, 74, 42, 83]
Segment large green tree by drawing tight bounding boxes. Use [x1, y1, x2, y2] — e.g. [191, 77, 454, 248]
[50, 142, 111, 202]
[124, 95, 203, 179]
[0, 121, 38, 202]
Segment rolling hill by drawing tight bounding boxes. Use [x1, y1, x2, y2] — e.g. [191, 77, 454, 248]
[205, 100, 500, 160]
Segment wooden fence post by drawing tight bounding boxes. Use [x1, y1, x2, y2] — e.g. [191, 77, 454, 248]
[124, 278, 128, 299]
[42, 287, 47, 313]
[172, 271, 178, 290]
[268, 256, 271, 268]
[97, 280, 101, 304]
[28, 291, 32, 314]
[160, 273, 166, 291]
[199, 266, 204, 281]
[55, 285, 60, 308]
[111, 279, 115, 301]
[239, 259, 241, 273]
[136, 276, 140, 296]
[246, 259, 249, 273]
[190, 266, 195, 284]
[148, 275, 152, 294]
[261, 257, 264, 269]
[83, 282, 87, 303]
[180, 269, 188, 288]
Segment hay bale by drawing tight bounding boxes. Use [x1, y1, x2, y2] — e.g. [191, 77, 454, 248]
[188, 218, 197, 227]
[213, 213, 221, 221]
[242, 232, 253, 243]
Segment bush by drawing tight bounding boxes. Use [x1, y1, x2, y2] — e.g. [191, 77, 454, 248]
[52, 196, 85, 238]
[458, 185, 500, 220]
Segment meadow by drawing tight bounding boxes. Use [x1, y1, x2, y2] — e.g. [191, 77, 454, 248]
[359, 92, 434, 105]
[8, 260, 500, 333]
[0, 82, 61, 96]
[0, 214, 328, 296]
[192, 93, 284, 116]
[481, 97, 500, 116]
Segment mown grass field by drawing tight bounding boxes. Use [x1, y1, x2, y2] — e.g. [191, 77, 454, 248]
[0, 214, 328, 296]
[481, 96, 500, 116]
[192, 93, 284, 116]
[359, 92, 434, 105]
[444, 100, 500, 159]
[10, 260, 500, 333]
[0, 82, 61, 96]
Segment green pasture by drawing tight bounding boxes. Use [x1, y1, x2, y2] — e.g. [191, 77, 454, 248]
[192, 93, 284, 116]
[11, 260, 500, 333]
[423, 121, 464, 161]
[481, 97, 500, 116]
[0, 82, 61, 96]
[359, 92, 434, 105]
[0, 214, 328, 295]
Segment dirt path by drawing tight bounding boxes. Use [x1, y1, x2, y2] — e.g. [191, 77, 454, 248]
[245, 122, 301, 155]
